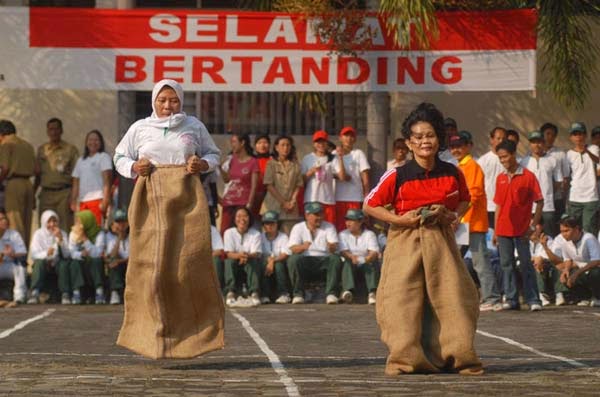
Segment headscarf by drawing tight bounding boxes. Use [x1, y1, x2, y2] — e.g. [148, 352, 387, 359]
[76, 210, 101, 243]
[40, 210, 59, 239]
[145, 79, 187, 130]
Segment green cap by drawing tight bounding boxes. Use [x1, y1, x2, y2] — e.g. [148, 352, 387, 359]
[345, 208, 365, 220]
[569, 122, 587, 134]
[261, 210, 279, 223]
[527, 131, 544, 141]
[304, 202, 323, 214]
[113, 208, 127, 222]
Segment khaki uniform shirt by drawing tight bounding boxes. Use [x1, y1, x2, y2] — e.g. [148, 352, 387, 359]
[37, 140, 79, 189]
[0, 134, 35, 177]
[262, 159, 303, 220]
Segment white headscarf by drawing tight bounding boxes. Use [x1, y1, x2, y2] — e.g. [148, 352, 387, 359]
[40, 210, 59, 239]
[145, 79, 187, 129]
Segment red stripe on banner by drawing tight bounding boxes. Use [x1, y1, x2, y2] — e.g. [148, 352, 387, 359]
[29, 7, 536, 51]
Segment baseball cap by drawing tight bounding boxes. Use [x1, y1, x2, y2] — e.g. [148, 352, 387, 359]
[304, 202, 323, 214]
[448, 135, 466, 147]
[569, 122, 587, 134]
[345, 208, 365, 220]
[113, 208, 127, 222]
[591, 126, 600, 136]
[444, 117, 457, 129]
[527, 131, 544, 141]
[339, 126, 356, 137]
[261, 211, 279, 223]
[312, 130, 329, 142]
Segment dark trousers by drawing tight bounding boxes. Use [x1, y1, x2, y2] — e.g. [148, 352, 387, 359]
[287, 254, 342, 297]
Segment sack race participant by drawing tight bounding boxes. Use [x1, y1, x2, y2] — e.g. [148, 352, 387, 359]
[113, 79, 224, 359]
[364, 103, 483, 375]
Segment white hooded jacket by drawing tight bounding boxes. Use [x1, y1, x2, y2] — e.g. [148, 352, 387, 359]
[29, 210, 70, 260]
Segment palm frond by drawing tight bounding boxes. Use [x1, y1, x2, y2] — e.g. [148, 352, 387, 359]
[379, 0, 438, 49]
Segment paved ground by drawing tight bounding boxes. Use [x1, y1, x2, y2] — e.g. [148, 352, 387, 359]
[0, 304, 599, 396]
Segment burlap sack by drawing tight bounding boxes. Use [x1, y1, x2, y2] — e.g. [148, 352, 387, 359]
[376, 205, 482, 375]
[117, 166, 225, 359]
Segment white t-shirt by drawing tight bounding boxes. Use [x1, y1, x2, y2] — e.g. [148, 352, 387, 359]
[105, 232, 130, 260]
[567, 145, 600, 203]
[301, 153, 336, 205]
[261, 231, 290, 257]
[223, 227, 262, 254]
[68, 230, 105, 260]
[72, 152, 113, 202]
[521, 154, 563, 212]
[530, 236, 554, 260]
[554, 232, 600, 269]
[333, 149, 370, 202]
[29, 228, 70, 260]
[338, 228, 380, 262]
[210, 225, 224, 252]
[288, 221, 338, 257]
[477, 150, 504, 212]
[0, 229, 26, 265]
[547, 146, 570, 200]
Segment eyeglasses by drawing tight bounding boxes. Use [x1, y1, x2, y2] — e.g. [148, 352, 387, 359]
[410, 133, 437, 142]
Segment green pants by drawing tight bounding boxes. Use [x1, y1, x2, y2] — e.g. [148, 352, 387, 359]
[541, 211, 558, 238]
[213, 256, 224, 291]
[260, 258, 290, 298]
[72, 257, 105, 289]
[568, 201, 599, 236]
[224, 257, 261, 295]
[287, 254, 342, 297]
[342, 259, 380, 293]
[31, 259, 74, 294]
[535, 262, 560, 297]
[108, 262, 127, 291]
[555, 267, 600, 300]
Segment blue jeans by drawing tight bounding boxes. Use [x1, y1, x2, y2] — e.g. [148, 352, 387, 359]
[497, 236, 541, 307]
[470, 232, 501, 304]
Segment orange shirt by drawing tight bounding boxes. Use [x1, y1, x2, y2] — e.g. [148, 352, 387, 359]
[458, 155, 489, 233]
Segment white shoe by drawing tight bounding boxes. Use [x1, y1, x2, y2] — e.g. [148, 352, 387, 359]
[341, 290, 353, 304]
[590, 298, 600, 307]
[95, 287, 105, 305]
[27, 290, 40, 305]
[326, 294, 338, 304]
[225, 292, 236, 306]
[260, 296, 271, 304]
[72, 290, 82, 305]
[291, 295, 305, 304]
[540, 294, 551, 307]
[368, 292, 376, 305]
[61, 292, 71, 305]
[110, 290, 121, 305]
[555, 292, 565, 306]
[276, 294, 291, 304]
[577, 300, 591, 307]
[250, 292, 261, 307]
[530, 303, 542, 312]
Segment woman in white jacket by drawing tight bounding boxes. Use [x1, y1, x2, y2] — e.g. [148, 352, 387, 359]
[28, 210, 70, 304]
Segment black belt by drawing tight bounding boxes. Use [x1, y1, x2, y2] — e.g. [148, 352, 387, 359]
[42, 185, 71, 191]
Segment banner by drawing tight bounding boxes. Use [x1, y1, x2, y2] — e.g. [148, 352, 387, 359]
[0, 7, 537, 92]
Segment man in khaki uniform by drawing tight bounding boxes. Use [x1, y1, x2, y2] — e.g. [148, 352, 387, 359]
[0, 120, 35, 246]
[34, 118, 79, 231]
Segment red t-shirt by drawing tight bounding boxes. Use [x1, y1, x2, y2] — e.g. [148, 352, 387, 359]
[222, 156, 260, 207]
[493, 166, 543, 237]
[365, 159, 470, 214]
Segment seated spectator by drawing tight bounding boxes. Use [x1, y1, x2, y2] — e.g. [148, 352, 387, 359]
[0, 208, 27, 304]
[223, 207, 263, 307]
[28, 210, 70, 304]
[104, 208, 129, 305]
[69, 210, 106, 304]
[260, 211, 291, 304]
[287, 202, 342, 304]
[387, 137, 409, 170]
[338, 209, 380, 305]
[529, 227, 558, 306]
[211, 223, 225, 291]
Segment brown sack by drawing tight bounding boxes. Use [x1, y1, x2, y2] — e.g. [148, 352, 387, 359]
[117, 166, 225, 359]
[376, 205, 482, 375]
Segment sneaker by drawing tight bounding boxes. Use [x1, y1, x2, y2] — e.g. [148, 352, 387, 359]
[250, 292, 261, 307]
[95, 287, 105, 305]
[291, 295, 305, 304]
[555, 292, 565, 306]
[368, 292, 376, 305]
[326, 294, 338, 304]
[479, 302, 497, 312]
[72, 290, 82, 305]
[61, 292, 72, 305]
[109, 290, 121, 305]
[260, 296, 271, 304]
[27, 290, 40, 305]
[225, 292, 236, 306]
[530, 303, 542, 312]
[540, 294, 551, 307]
[577, 300, 591, 307]
[501, 302, 518, 310]
[590, 298, 600, 307]
[276, 294, 291, 304]
[341, 290, 353, 304]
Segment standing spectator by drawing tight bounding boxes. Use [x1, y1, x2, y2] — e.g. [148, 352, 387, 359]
[211, 224, 225, 291]
[104, 208, 129, 305]
[223, 207, 263, 307]
[333, 126, 370, 231]
[521, 131, 563, 237]
[35, 118, 79, 231]
[437, 117, 458, 164]
[449, 131, 502, 311]
[262, 135, 303, 234]
[287, 202, 342, 304]
[260, 211, 291, 304]
[387, 137, 409, 170]
[338, 209, 380, 305]
[220, 133, 259, 234]
[0, 120, 35, 247]
[252, 134, 271, 220]
[493, 139, 544, 311]
[0, 208, 27, 304]
[566, 122, 600, 235]
[477, 127, 507, 229]
[70, 130, 113, 226]
[202, 169, 219, 226]
[301, 130, 345, 226]
[541, 122, 570, 220]
[591, 126, 600, 147]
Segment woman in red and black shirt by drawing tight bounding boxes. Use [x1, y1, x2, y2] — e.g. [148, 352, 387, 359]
[364, 103, 483, 376]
